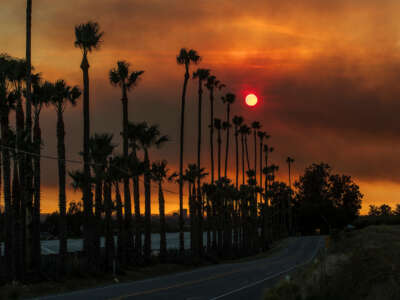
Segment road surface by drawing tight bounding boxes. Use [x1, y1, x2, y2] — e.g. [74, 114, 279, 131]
[32, 236, 324, 300]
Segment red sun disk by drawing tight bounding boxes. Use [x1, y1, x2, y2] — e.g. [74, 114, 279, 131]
[245, 93, 258, 107]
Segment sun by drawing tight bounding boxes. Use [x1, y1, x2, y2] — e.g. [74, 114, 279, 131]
[245, 94, 258, 107]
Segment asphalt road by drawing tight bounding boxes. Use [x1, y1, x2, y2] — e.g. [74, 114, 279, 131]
[33, 236, 324, 300]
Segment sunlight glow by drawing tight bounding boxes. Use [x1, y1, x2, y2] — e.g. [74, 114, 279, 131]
[245, 93, 258, 106]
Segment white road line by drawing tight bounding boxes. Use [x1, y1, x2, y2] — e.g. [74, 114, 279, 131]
[209, 237, 324, 300]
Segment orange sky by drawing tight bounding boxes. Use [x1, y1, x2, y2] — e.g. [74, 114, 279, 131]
[1, 0, 400, 215]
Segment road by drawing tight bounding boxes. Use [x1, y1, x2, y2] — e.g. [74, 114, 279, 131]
[33, 236, 324, 300]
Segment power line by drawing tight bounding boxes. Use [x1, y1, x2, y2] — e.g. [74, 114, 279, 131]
[0, 143, 185, 197]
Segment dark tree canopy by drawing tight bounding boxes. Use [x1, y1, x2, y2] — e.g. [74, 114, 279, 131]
[294, 163, 362, 234]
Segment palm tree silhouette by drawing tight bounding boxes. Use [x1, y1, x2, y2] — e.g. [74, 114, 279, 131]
[0, 54, 16, 277]
[74, 21, 103, 260]
[31, 76, 53, 273]
[214, 118, 222, 180]
[205, 76, 225, 184]
[251, 121, 261, 186]
[127, 121, 147, 258]
[193, 68, 209, 231]
[50, 80, 80, 273]
[221, 93, 235, 177]
[89, 133, 115, 267]
[257, 132, 269, 194]
[109, 60, 144, 256]
[151, 160, 175, 261]
[232, 116, 244, 188]
[136, 122, 168, 262]
[176, 48, 200, 252]
[89, 134, 115, 271]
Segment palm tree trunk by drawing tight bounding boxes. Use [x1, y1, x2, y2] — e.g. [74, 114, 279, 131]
[94, 178, 102, 265]
[196, 78, 203, 257]
[32, 112, 41, 274]
[25, 0, 34, 274]
[143, 149, 151, 262]
[1, 116, 13, 280]
[104, 181, 115, 272]
[224, 104, 230, 177]
[254, 131, 257, 182]
[133, 174, 141, 258]
[80, 52, 94, 267]
[245, 135, 250, 171]
[15, 98, 26, 278]
[121, 89, 133, 256]
[241, 134, 245, 185]
[217, 128, 221, 181]
[235, 127, 239, 189]
[114, 181, 125, 268]
[179, 68, 189, 253]
[209, 88, 215, 184]
[158, 182, 167, 261]
[12, 157, 22, 281]
[56, 109, 68, 274]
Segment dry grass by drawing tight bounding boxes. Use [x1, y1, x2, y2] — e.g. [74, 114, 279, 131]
[265, 225, 400, 300]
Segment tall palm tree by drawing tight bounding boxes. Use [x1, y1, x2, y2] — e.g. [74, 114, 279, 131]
[257, 132, 269, 193]
[232, 116, 243, 188]
[221, 93, 236, 177]
[176, 48, 200, 252]
[127, 121, 147, 257]
[240, 124, 251, 179]
[205, 76, 224, 184]
[151, 160, 175, 261]
[109, 61, 144, 254]
[193, 68, 209, 240]
[0, 54, 16, 278]
[251, 122, 261, 187]
[136, 122, 168, 261]
[88, 133, 115, 267]
[26, 2, 34, 271]
[74, 21, 103, 259]
[214, 118, 222, 180]
[50, 80, 81, 273]
[31, 77, 54, 273]
[8, 58, 29, 274]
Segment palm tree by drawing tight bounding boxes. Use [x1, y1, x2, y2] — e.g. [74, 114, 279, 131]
[31, 77, 54, 273]
[26, 2, 34, 269]
[214, 118, 222, 180]
[176, 48, 200, 252]
[205, 76, 224, 184]
[151, 160, 175, 261]
[109, 61, 144, 254]
[127, 121, 147, 257]
[221, 93, 236, 177]
[106, 155, 125, 267]
[50, 80, 81, 272]
[251, 121, 261, 186]
[136, 122, 168, 262]
[232, 116, 243, 188]
[0, 54, 16, 277]
[239, 124, 251, 180]
[88, 133, 115, 268]
[74, 21, 103, 259]
[257, 132, 269, 194]
[193, 68, 209, 244]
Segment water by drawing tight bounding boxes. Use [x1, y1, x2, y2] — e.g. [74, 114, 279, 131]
[1, 232, 209, 255]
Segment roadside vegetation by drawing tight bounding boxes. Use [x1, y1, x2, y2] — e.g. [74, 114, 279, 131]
[264, 225, 400, 300]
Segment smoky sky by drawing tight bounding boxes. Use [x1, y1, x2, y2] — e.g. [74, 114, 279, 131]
[1, 0, 400, 211]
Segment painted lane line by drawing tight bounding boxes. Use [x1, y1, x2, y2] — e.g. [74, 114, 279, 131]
[209, 237, 324, 300]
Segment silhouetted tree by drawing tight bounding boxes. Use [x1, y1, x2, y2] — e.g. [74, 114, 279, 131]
[176, 48, 200, 253]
